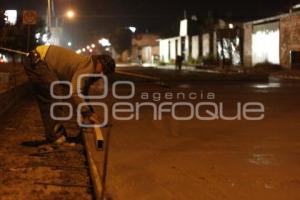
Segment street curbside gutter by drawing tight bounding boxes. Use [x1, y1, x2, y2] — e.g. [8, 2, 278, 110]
[82, 130, 104, 200]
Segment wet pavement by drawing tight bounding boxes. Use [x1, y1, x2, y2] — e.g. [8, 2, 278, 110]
[101, 68, 300, 200]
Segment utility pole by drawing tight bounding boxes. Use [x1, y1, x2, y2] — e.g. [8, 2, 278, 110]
[47, 0, 52, 31]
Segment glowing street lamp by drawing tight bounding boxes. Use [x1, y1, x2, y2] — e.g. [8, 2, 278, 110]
[128, 26, 137, 33]
[66, 10, 75, 19]
[4, 10, 17, 25]
[99, 38, 111, 47]
[68, 42, 72, 47]
[55, 9, 76, 28]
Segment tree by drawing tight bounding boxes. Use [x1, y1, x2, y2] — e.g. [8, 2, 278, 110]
[0, 13, 47, 52]
[109, 27, 132, 55]
[0, 10, 5, 29]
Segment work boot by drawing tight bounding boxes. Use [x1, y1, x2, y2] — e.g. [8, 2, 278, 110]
[37, 135, 66, 154]
[52, 125, 76, 147]
[54, 135, 76, 147]
[53, 135, 67, 145]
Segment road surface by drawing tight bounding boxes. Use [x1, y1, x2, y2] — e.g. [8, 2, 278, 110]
[0, 67, 299, 200]
[98, 67, 300, 200]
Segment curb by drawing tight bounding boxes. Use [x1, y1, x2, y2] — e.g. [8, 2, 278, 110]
[82, 130, 104, 200]
[272, 75, 300, 81]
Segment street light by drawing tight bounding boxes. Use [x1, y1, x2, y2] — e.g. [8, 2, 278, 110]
[99, 38, 111, 47]
[128, 26, 137, 33]
[4, 10, 17, 25]
[68, 42, 72, 47]
[66, 10, 75, 19]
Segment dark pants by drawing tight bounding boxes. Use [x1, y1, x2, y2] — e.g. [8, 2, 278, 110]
[24, 59, 67, 142]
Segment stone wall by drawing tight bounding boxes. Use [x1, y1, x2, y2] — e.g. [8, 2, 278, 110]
[280, 15, 300, 68]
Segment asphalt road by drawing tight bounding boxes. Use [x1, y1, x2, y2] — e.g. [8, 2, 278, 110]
[97, 67, 300, 200]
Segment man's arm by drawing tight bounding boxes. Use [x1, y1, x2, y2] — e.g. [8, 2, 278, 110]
[71, 72, 93, 118]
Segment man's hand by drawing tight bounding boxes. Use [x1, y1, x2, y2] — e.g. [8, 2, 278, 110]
[89, 113, 100, 124]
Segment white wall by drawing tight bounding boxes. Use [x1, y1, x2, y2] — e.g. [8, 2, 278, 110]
[202, 33, 210, 57]
[159, 37, 181, 63]
[170, 39, 177, 61]
[180, 19, 188, 36]
[191, 35, 199, 59]
[185, 36, 189, 60]
[177, 37, 182, 56]
[252, 22, 280, 65]
[159, 39, 169, 63]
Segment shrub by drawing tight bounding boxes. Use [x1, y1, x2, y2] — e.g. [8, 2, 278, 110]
[159, 61, 167, 66]
[254, 62, 283, 71]
[203, 54, 219, 65]
[184, 56, 203, 66]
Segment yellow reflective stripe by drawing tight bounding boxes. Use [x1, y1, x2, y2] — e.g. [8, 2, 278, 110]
[36, 45, 50, 61]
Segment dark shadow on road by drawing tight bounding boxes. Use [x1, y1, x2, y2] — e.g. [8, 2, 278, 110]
[21, 140, 48, 147]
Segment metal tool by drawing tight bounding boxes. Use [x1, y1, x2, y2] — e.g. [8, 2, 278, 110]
[0, 47, 29, 56]
[100, 123, 112, 200]
[94, 126, 104, 150]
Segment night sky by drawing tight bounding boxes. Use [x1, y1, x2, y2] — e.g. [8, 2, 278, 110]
[0, 0, 298, 46]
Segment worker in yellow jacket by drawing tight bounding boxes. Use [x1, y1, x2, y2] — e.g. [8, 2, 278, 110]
[24, 45, 115, 145]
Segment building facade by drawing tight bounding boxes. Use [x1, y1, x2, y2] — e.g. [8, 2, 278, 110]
[159, 19, 200, 63]
[131, 34, 160, 64]
[243, 10, 300, 69]
[159, 19, 243, 66]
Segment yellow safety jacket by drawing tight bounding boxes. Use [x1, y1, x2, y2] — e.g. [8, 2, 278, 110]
[36, 45, 50, 61]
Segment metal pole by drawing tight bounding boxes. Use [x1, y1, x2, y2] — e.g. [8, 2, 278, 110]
[100, 100, 113, 200]
[48, 0, 52, 31]
[100, 124, 111, 200]
[27, 25, 31, 51]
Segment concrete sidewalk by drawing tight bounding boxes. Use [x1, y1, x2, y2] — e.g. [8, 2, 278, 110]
[119, 63, 218, 73]
[0, 96, 92, 200]
[272, 70, 300, 81]
[121, 63, 300, 82]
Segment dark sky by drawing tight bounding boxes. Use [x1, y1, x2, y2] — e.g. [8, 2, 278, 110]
[0, 0, 295, 18]
[0, 0, 298, 46]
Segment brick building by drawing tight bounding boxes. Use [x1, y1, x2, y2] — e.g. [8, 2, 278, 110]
[243, 9, 300, 69]
[131, 34, 160, 64]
